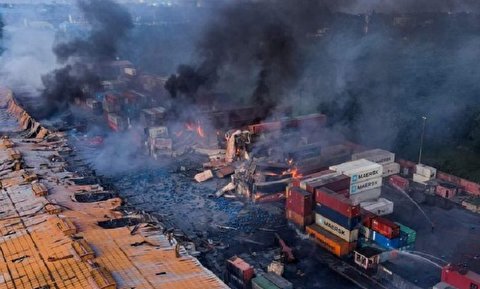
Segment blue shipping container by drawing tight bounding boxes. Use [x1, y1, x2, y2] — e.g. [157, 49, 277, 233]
[372, 231, 402, 249]
[315, 204, 361, 230]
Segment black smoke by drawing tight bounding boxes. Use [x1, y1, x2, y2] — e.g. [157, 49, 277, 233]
[39, 0, 132, 117]
[165, 1, 332, 115]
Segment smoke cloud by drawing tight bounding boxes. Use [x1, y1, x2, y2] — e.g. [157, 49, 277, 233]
[39, 0, 133, 117]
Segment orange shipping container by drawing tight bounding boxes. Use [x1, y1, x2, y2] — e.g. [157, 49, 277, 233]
[306, 224, 356, 257]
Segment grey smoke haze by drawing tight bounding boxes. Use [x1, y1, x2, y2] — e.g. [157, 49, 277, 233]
[40, 0, 133, 117]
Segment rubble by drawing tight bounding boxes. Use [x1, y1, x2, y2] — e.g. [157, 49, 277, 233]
[194, 169, 214, 182]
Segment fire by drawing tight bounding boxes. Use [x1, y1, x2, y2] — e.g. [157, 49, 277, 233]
[290, 168, 302, 179]
[197, 125, 205, 138]
[184, 122, 206, 138]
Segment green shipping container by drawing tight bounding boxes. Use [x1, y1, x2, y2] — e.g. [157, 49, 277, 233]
[395, 222, 416, 244]
[252, 275, 280, 289]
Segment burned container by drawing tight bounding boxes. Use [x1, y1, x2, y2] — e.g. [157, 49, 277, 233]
[306, 224, 356, 257]
[315, 204, 361, 230]
[285, 209, 313, 229]
[371, 217, 400, 239]
[292, 170, 336, 187]
[382, 162, 400, 177]
[286, 186, 313, 216]
[303, 174, 351, 194]
[361, 198, 394, 216]
[315, 187, 360, 218]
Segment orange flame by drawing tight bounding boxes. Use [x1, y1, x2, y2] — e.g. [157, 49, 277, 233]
[197, 125, 205, 138]
[290, 168, 303, 179]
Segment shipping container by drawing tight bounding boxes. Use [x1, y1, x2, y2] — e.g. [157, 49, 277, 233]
[395, 222, 416, 245]
[441, 265, 480, 289]
[286, 186, 313, 216]
[140, 107, 167, 127]
[349, 188, 381, 205]
[330, 159, 383, 184]
[305, 224, 356, 257]
[336, 188, 350, 198]
[285, 209, 313, 228]
[352, 149, 395, 165]
[299, 172, 343, 192]
[315, 187, 360, 218]
[226, 256, 254, 285]
[303, 175, 350, 194]
[107, 113, 127, 132]
[350, 177, 382, 195]
[371, 217, 400, 239]
[252, 275, 280, 289]
[359, 225, 372, 239]
[413, 173, 430, 184]
[382, 162, 400, 177]
[372, 231, 402, 249]
[291, 170, 336, 187]
[315, 213, 359, 242]
[315, 204, 361, 230]
[416, 164, 437, 179]
[361, 198, 394, 216]
[389, 175, 409, 190]
[436, 183, 458, 199]
[263, 273, 293, 289]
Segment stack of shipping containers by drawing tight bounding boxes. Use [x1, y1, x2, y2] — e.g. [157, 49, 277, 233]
[225, 256, 254, 289]
[330, 159, 384, 207]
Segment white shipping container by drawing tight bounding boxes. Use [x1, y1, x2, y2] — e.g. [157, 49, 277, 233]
[382, 162, 400, 177]
[361, 198, 394, 216]
[415, 164, 437, 179]
[349, 188, 381, 205]
[413, 173, 431, 184]
[315, 213, 359, 242]
[350, 177, 382, 195]
[330, 159, 383, 184]
[352, 149, 395, 165]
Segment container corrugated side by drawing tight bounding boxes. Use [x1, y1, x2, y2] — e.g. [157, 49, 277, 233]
[263, 273, 293, 289]
[382, 162, 400, 177]
[370, 216, 400, 239]
[349, 188, 381, 205]
[330, 160, 383, 184]
[315, 187, 360, 218]
[372, 231, 402, 249]
[394, 222, 416, 245]
[305, 224, 356, 257]
[350, 177, 382, 195]
[352, 149, 395, 165]
[252, 275, 279, 289]
[361, 198, 394, 216]
[286, 186, 313, 216]
[315, 213, 359, 242]
[315, 204, 361, 230]
[441, 265, 480, 289]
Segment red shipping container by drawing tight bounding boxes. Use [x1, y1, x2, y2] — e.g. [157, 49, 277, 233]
[226, 256, 254, 284]
[292, 170, 335, 187]
[286, 209, 314, 228]
[315, 187, 360, 218]
[305, 174, 350, 194]
[336, 188, 350, 198]
[389, 175, 409, 191]
[361, 210, 377, 228]
[436, 184, 457, 199]
[286, 186, 313, 216]
[442, 265, 480, 289]
[371, 217, 400, 239]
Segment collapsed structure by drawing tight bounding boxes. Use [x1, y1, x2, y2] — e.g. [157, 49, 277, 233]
[0, 87, 228, 289]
